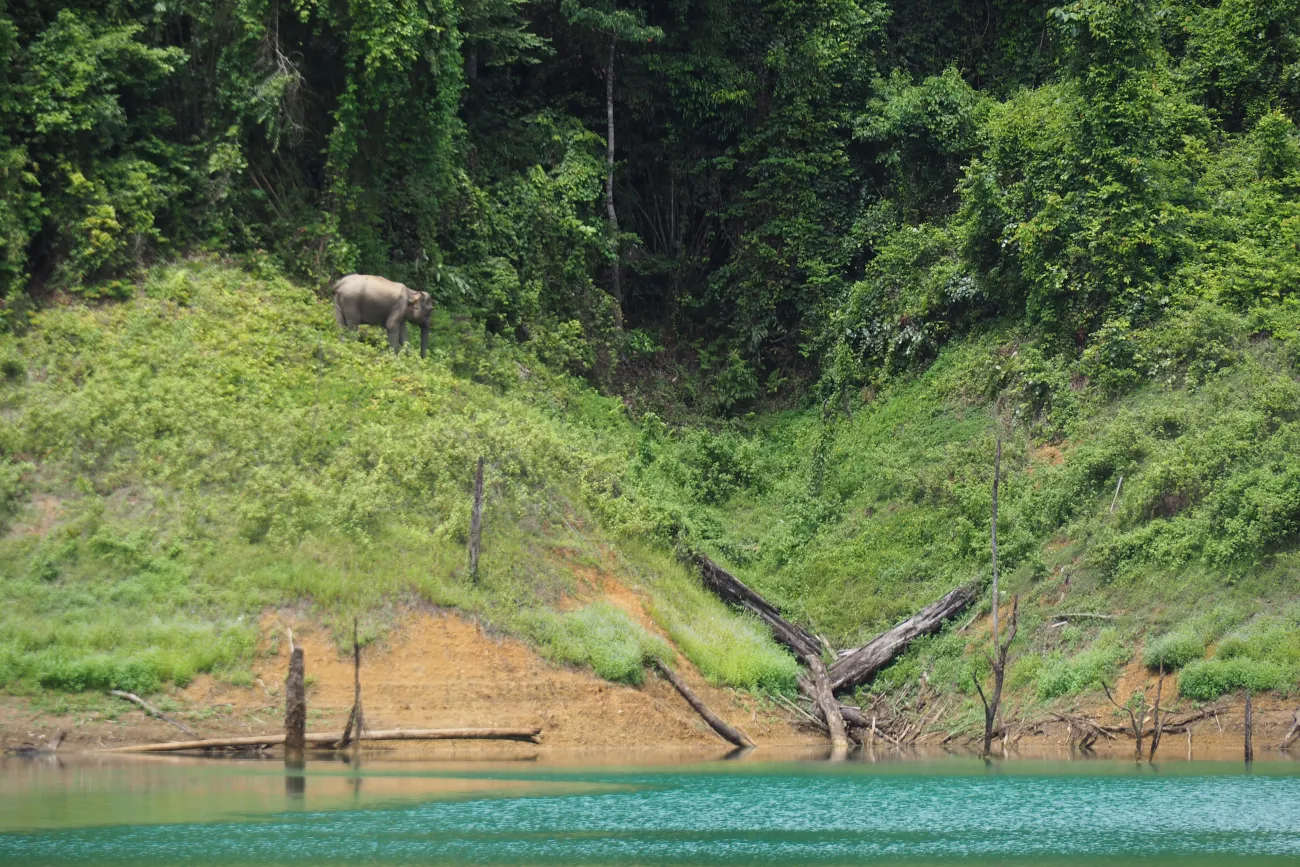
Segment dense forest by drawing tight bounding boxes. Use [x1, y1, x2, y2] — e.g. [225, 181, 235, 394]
[2, 0, 1300, 715]
[3, 0, 1297, 403]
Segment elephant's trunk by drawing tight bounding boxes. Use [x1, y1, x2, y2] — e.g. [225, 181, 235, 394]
[420, 322, 430, 359]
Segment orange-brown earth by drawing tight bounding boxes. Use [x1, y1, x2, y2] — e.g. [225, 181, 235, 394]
[3, 578, 1297, 759]
[0, 604, 817, 754]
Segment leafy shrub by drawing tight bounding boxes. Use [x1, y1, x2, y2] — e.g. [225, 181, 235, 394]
[0, 458, 28, 527]
[1143, 632, 1205, 670]
[0, 346, 23, 381]
[1037, 628, 1130, 699]
[523, 602, 670, 685]
[678, 428, 760, 505]
[1178, 658, 1290, 701]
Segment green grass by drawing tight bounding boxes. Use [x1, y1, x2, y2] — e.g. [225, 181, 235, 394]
[0, 259, 796, 695]
[4, 258, 1300, 709]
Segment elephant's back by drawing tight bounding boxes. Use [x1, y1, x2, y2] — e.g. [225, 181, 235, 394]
[333, 274, 407, 325]
[333, 273, 405, 301]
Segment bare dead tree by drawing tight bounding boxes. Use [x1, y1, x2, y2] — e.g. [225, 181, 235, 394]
[1148, 663, 1164, 761]
[468, 457, 485, 581]
[1245, 690, 1254, 763]
[1102, 681, 1145, 761]
[336, 618, 366, 750]
[971, 440, 1016, 757]
[973, 596, 1018, 757]
[991, 439, 1001, 648]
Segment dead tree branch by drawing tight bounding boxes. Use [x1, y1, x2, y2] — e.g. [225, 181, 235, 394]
[109, 690, 199, 738]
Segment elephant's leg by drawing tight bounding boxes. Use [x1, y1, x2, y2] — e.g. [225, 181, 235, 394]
[387, 324, 402, 355]
[399, 321, 408, 352]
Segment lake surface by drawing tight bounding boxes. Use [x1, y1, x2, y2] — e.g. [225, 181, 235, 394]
[3, 751, 1300, 865]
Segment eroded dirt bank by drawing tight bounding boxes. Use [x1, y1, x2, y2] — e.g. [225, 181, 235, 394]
[0, 608, 817, 753]
[3, 607, 1297, 758]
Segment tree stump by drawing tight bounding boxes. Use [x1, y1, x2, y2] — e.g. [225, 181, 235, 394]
[285, 647, 306, 762]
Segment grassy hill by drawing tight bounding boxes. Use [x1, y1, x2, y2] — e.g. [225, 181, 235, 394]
[1, 259, 1298, 717]
[0, 260, 796, 697]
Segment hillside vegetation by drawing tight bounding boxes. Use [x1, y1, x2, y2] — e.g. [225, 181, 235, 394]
[2, 258, 1298, 715]
[4, 0, 1300, 719]
[0, 261, 798, 696]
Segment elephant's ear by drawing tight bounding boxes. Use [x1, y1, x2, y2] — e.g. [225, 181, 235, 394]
[406, 288, 420, 304]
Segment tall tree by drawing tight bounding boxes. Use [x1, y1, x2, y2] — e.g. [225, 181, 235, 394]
[560, 0, 661, 328]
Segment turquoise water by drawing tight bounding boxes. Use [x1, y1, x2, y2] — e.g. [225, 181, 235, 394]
[3, 754, 1300, 865]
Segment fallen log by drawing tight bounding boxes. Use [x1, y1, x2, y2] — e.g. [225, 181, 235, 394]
[828, 583, 977, 693]
[693, 554, 822, 660]
[654, 658, 754, 748]
[108, 690, 198, 738]
[101, 728, 543, 753]
[1281, 708, 1300, 750]
[4, 730, 66, 755]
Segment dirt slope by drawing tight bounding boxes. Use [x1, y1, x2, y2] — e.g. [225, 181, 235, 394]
[0, 603, 815, 752]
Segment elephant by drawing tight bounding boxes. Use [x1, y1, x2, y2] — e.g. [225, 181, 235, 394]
[332, 274, 434, 358]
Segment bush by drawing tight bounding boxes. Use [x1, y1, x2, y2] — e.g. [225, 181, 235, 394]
[523, 602, 671, 686]
[1178, 658, 1290, 701]
[1143, 632, 1205, 670]
[1037, 628, 1130, 699]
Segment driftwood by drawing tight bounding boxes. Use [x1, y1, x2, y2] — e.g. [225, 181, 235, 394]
[101, 727, 544, 753]
[1280, 708, 1300, 750]
[654, 658, 754, 748]
[4, 730, 66, 755]
[109, 690, 199, 738]
[828, 584, 977, 693]
[693, 554, 821, 660]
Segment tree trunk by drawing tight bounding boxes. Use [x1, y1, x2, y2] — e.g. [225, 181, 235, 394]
[284, 646, 306, 761]
[469, 456, 485, 580]
[337, 619, 365, 750]
[803, 655, 849, 750]
[1148, 664, 1164, 761]
[991, 439, 1001, 648]
[1245, 691, 1254, 763]
[693, 554, 822, 660]
[828, 583, 977, 693]
[654, 659, 754, 748]
[974, 596, 1018, 757]
[605, 35, 623, 329]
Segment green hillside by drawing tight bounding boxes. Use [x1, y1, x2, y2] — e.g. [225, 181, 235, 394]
[0, 261, 797, 695]
[5, 0, 1300, 720]
[2, 259, 1298, 713]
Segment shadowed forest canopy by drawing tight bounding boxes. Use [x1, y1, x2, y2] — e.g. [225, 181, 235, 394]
[2, 0, 1300, 408]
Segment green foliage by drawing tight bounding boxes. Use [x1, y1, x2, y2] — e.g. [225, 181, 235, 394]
[1142, 632, 1204, 671]
[0, 457, 26, 527]
[521, 601, 670, 685]
[0, 262, 797, 693]
[1179, 658, 1290, 701]
[1036, 628, 1129, 699]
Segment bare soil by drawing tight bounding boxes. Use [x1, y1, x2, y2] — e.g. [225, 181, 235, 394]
[0, 606, 817, 754]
